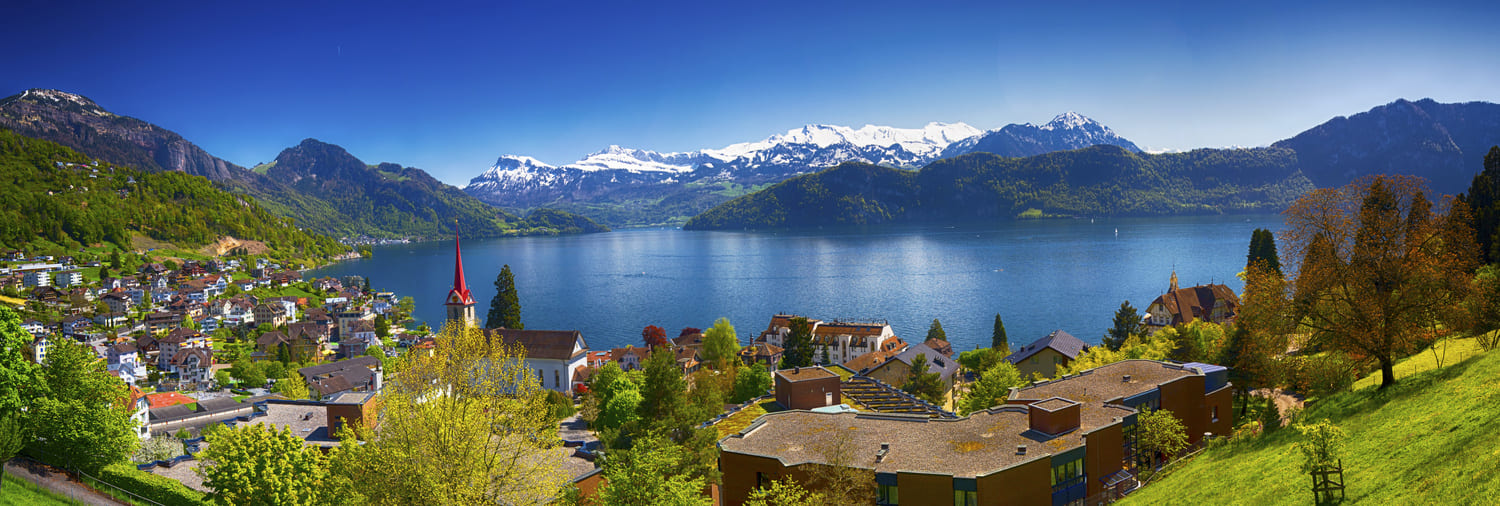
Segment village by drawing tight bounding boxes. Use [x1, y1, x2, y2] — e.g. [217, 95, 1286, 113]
[3, 232, 1248, 506]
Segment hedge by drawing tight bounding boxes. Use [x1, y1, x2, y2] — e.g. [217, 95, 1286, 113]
[97, 462, 212, 506]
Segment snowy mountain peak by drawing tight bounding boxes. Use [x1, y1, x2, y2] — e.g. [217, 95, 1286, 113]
[1039, 112, 1099, 131]
[492, 154, 555, 170]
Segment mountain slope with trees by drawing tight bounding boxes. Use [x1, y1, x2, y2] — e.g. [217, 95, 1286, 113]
[684, 145, 1312, 229]
[0, 129, 346, 259]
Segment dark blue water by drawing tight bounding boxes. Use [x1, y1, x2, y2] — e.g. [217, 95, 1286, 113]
[310, 215, 1283, 353]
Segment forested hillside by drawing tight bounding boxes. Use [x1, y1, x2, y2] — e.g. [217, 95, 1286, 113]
[685, 145, 1313, 229]
[0, 129, 347, 259]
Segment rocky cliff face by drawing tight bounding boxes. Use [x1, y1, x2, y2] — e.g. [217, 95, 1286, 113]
[0, 89, 248, 182]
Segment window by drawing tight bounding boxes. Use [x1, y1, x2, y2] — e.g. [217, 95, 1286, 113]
[554, 370, 561, 388]
[953, 490, 977, 506]
[878, 484, 899, 505]
[1051, 458, 1083, 487]
[1212, 405, 1219, 423]
[537, 370, 543, 383]
[756, 472, 773, 491]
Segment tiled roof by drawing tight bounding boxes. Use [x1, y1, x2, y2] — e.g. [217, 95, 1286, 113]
[885, 343, 960, 381]
[483, 329, 586, 361]
[1150, 284, 1241, 326]
[1005, 330, 1088, 364]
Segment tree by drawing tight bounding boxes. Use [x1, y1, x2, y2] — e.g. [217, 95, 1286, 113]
[730, 363, 773, 403]
[992, 313, 1009, 354]
[956, 348, 1001, 374]
[781, 317, 816, 368]
[0, 411, 28, 493]
[484, 264, 522, 329]
[1137, 408, 1188, 470]
[638, 347, 690, 432]
[29, 339, 137, 471]
[960, 361, 1023, 415]
[1104, 301, 1143, 351]
[1292, 419, 1348, 481]
[901, 354, 946, 404]
[1246, 228, 1283, 275]
[1284, 175, 1478, 388]
[0, 306, 42, 414]
[819, 345, 830, 364]
[746, 477, 825, 506]
[701, 318, 739, 371]
[374, 314, 390, 338]
[806, 431, 875, 504]
[273, 376, 310, 400]
[232, 361, 267, 389]
[597, 433, 712, 506]
[642, 325, 668, 349]
[328, 321, 568, 504]
[197, 423, 330, 505]
[1460, 145, 1500, 264]
[925, 318, 946, 342]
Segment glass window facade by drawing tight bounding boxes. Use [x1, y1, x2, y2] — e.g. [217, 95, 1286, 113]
[878, 484, 899, 505]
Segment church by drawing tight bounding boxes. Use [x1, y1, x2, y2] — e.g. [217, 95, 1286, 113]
[444, 233, 589, 394]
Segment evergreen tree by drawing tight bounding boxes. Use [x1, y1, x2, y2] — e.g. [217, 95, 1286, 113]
[781, 317, 816, 368]
[820, 345, 830, 365]
[992, 313, 1009, 354]
[484, 264, 522, 329]
[1246, 228, 1282, 275]
[926, 318, 946, 342]
[1105, 301, 1143, 351]
[1461, 145, 1500, 264]
[374, 314, 390, 338]
[901, 354, 946, 405]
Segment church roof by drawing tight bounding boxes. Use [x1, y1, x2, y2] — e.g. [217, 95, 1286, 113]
[446, 233, 475, 306]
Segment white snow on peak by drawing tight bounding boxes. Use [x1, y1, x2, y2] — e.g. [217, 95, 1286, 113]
[492, 155, 555, 169]
[1038, 112, 1097, 131]
[703, 121, 980, 161]
[23, 89, 93, 108]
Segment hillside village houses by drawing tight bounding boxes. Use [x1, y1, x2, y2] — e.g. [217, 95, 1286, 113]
[754, 314, 908, 366]
[1141, 271, 1242, 333]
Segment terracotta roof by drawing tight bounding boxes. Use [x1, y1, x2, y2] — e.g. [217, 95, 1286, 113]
[483, 329, 586, 361]
[1149, 284, 1241, 326]
[740, 343, 784, 358]
[842, 348, 895, 374]
[923, 338, 954, 358]
[1006, 330, 1088, 364]
[257, 331, 289, 347]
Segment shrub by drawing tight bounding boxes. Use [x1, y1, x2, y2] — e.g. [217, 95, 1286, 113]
[546, 390, 577, 421]
[1259, 400, 1282, 433]
[97, 462, 211, 505]
[1284, 354, 1356, 398]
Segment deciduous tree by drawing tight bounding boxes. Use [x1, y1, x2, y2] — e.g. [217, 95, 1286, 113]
[29, 339, 137, 471]
[484, 264, 523, 329]
[330, 321, 567, 504]
[731, 363, 772, 403]
[642, 325, 668, 349]
[701, 318, 739, 370]
[746, 477, 824, 506]
[597, 433, 711, 506]
[1137, 408, 1188, 470]
[0, 306, 41, 413]
[1284, 175, 1478, 388]
[197, 423, 330, 505]
[960, 361, 1022, 415]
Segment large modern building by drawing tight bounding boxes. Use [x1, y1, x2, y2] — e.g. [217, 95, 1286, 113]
[718, 359, 1232, 506]
[755, 315, 906, 366]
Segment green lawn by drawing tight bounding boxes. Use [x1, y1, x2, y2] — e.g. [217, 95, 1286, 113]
[1352, 335, 1487, 391]
[1122, 346, 1500, 505]
[1, 472, 83, 506]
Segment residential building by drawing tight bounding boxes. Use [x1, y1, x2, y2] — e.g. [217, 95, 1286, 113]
[21, 319, 45, 337]
[126, 386, 150, 440]
[718, 360, 1233, 506]
[169, 347, 214, 384]
[1142, 271, 1241, 332]
[773, 366, 841, 410]
[54, 270, 84, 287]
[610, 346, 650, 371]
[340, 320, 378, 358]
[1005, 330, 1090, 379]
[866, 342, 960, 390]
[755, 315, 905, 366]
[107, 343, 146, 385]
[254, 303, 288, 328]
[484, 329, 589, 393]
[101, 292, 133, 314]
[23, 270, 50, 288]
[32, 335, 49, 364]
[157, 328, 206, 369]
[94, 312, 129, 328]
[738, 343, 784, 368]
[299, 357, 383, 400]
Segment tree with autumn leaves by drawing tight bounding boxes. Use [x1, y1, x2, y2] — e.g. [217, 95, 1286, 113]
[1280, 175, 1478, 389]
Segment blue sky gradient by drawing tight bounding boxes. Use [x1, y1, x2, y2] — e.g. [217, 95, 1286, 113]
[4, 1, 1498, 185]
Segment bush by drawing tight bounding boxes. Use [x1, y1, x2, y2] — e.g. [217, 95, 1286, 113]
[96, 462, 211, 505]
[1259, 400, 1282, 433]
[546, 390, 576, 421]
[1283, 354, 1356, 398]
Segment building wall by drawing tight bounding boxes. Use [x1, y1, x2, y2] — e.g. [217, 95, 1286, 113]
[774, 374, 841, 410]
[1158, 374, 1210, 445]
[1013, 348, 1069, 379]
[976, 457, 1051, 506]
[1083, 423, 1125, 498]
[526, 357, 580, 393]
[1205, 385, 1234, 437]
[867, 360, 911, 388]
[718, 452, 814, 506]
[896, 471, 954, 506]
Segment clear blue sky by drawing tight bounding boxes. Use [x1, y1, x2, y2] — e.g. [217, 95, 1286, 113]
[4, 1, 1498, 185]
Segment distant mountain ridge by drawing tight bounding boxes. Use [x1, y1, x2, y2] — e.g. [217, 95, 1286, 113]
[464, 113, 1136, 226]
[0, 89, 606, 239]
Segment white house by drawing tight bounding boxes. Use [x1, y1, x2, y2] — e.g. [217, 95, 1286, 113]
[107, 343, 146, 385]
[755, 315, 906, 366]
[157, 328, 206, 370]
[169, 348, 214, 384]
[22, 270, 50, 287]
[32, 335, 49, 364]
[482, 329, 589, 393]
[54, 270, 84, 288]
[21, 319, 44, 337]
[127, 386, 150, 440]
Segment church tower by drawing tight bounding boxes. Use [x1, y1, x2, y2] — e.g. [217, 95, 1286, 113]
[444, 231, 477, 328]
[1169, 269, 1179, 292]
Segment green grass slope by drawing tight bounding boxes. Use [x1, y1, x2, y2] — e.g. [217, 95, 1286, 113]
[1122, 348, 1500, 505]
[1, 473, 82, 506]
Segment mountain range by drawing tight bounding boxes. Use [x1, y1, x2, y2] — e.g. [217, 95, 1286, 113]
[463, 114, 1141, 226]
[0, 89, 606, 240]
[684, 98, 1500, 230]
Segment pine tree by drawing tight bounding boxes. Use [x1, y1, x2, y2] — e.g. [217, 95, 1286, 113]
[1246, 228, 1282, 275]
[485, 264, 522, 329]
[926, 318, 946, 342]
[820, 345, 830, 365]
[991, 313, 1009, 353]
[1105, 301, 1143, 351]
[781, 317, 816, 368]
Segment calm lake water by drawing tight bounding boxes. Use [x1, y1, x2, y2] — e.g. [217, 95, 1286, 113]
[310, 215, 1284, 354]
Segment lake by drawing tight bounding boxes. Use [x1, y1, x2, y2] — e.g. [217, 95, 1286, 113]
[309, 214, 1284, 354]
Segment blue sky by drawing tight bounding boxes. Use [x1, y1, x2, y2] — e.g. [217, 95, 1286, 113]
[4, 1, 1498, 185]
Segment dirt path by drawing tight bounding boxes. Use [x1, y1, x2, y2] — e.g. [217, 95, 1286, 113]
[4, 458, 129, 506]
[1251, 388, 1305, 424]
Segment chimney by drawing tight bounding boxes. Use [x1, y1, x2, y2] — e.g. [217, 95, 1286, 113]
[1016, 445, 1027, 455]
[876, 443, 890, 463]
[1028, 398, 1082, 436]
[794, 366, 800, 374]
[1122, 374, 1132, 383]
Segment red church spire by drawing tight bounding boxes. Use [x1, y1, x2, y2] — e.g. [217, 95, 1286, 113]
[446, 229, 474, 306]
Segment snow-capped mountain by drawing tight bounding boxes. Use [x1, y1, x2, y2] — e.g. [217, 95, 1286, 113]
[939, 112, 1140, 159]
[463, 114, 1136, 224]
